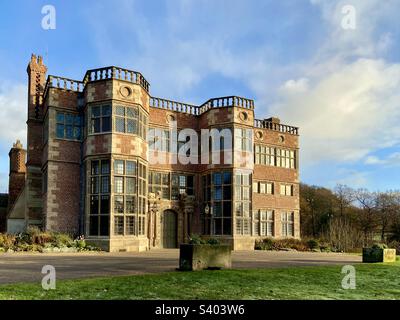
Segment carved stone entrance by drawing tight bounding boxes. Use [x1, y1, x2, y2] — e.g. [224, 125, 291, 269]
[162, 210, 178, 248]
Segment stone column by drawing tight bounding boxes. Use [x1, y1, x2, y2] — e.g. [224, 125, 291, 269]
[148, 192, 161, 248]
[181, 194, 195, 243]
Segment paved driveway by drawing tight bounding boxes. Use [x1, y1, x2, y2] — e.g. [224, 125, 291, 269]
[0, 250, 361, 284]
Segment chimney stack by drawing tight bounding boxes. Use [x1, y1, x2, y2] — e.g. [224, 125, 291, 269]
[8, 140, 26, 212]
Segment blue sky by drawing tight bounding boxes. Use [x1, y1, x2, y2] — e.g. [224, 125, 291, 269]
[0, 0, 399, 192]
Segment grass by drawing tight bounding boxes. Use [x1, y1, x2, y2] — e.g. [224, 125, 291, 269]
[1, 262, 400, 300]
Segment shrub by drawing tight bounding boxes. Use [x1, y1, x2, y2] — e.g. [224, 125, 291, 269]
[0, 230, 99, 253]
[51, 232, 74, 247]
[307, 239, 320, 250]
[189, 234, 206, 245]
[0, 234, 16, 250]
[206, 238, 220, 245]
[26, 226, 52, 245]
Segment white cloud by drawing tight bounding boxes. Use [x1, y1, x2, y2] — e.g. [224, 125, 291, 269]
[0, 81, 27, 193]
[0, 82, 27, 148]
[365, 152, 400, 167]
[270, 58, 400, 164]
[332, 168, 370, 188]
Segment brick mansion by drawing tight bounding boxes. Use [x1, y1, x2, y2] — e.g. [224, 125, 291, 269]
[5, 54, 300, 251]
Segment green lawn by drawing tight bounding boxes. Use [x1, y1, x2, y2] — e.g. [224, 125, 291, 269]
[1, 262, 400, 300]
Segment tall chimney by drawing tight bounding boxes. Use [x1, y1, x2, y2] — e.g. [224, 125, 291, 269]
[8, 140, 27, 212]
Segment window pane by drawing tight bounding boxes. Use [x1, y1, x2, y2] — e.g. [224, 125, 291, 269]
[126, 216, 136, 235]
[223, 202, 232, 217]
[73, 126, 81, 140]
[114, 196, 124, 214]
[114, 160, 124, 175]
[213, 203, 222, 217]
[100, 216, 109, 236]
[213, 173, 222, 185]
[102, 105, 111, 116]
[66, 125, 73, 139]
[127, 107, 137, 118]
[74, 115, 82, 126]
[214, 186, 222, 200]
[126, 177, 136, 194]
[102, 116, 111, 132]
[223, 185, 231, 200]
[223, 172, 232, 184]
[90, 196, 99, 215]
[114, 216, 124, 235]
[179, 175, 186, 187]
[115, 117, 125, 132]
[127, 119, 137, 134]
[214, 219, 222, 235]
[116, 106, 125, 116]
[91, 161, 99, 175]
[66, 114, 74, 125]
[126, 196, 136, 213]
[56, 112, 64, 123]
[89, 216, 99, 236]
[92, 118, 100, 133]
[101, 160, 110, 174]
[114, 177, 124, 193]
[223, 218, 231, 235]
[187, 175, 194, 188]
[92, 106, 101, 117]
[126, 161, 136, 175]
[56, 124, 64, 138]
[101, 176, 109, 193]
[100, 195, 110, 214]
[171, 175, 179, 186]
[91, 177, 99, 194]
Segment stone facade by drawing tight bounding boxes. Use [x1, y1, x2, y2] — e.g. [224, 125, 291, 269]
[6, 54, 300, 251]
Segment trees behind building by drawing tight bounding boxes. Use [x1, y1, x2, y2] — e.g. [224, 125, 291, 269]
[300, 184, 400, 252]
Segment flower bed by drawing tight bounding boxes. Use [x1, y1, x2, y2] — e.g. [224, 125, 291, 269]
[0, 227, 99, 253]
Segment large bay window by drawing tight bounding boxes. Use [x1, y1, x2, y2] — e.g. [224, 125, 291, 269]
[235, 172, 251, 235]
[203, 171, 232, 235]
[112, 159, 147, 236]
[89, 159, 110, 236]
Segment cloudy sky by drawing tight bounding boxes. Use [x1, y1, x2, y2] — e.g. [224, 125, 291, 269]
[0, 0, 399, 192]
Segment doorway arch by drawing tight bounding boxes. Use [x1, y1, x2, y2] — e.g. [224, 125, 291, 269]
[162, 210, 178, 248]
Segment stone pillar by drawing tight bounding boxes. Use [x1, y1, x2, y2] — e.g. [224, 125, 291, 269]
[148, 192, 161, 248]
[181, 194, 195, 243]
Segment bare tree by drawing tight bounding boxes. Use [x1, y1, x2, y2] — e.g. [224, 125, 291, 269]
[354, 189, 378, 246]
[334, 184, 354, 219]
[375, 192, 398, 241]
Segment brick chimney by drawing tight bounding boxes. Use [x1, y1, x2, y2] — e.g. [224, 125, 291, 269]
[8, 140, 27, 211]
[26, 54, 47, 166]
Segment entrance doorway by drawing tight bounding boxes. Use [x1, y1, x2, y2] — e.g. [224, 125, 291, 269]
[162, 210, 178, 248]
